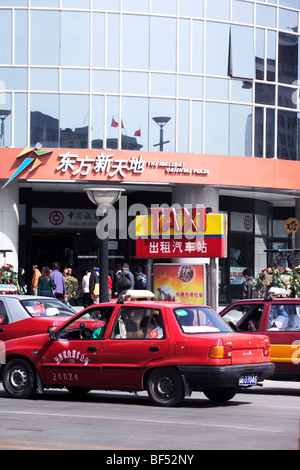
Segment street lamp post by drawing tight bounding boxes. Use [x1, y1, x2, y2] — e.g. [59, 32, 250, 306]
[152, 116, 171, 151]
[85, 187, 124, 302]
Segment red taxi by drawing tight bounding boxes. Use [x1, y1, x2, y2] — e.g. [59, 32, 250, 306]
[219, 297, 300, 381]
[0, 295, 75, 341]
[0, 293, 274, 406]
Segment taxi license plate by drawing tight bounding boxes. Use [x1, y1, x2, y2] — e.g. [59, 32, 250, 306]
[239, 375, 258, 386]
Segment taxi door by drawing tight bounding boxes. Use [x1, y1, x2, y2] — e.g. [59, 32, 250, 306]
[101, 305, 169, 388]
[0, 299, 13, 341]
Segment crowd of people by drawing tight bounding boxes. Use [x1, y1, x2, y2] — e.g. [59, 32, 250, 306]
[20, 261, 147, 306]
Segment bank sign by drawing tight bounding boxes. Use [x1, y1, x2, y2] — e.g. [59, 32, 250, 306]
[136, 207, 227, 258]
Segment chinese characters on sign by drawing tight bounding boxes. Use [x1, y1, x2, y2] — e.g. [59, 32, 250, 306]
[148, 239, 207, 255]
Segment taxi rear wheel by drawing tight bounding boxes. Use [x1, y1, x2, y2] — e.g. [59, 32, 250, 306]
[147, 367, 185, 407]
[3, 359, 37, 399]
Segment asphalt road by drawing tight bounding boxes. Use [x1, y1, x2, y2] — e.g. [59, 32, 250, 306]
[0, 380, 299, 451]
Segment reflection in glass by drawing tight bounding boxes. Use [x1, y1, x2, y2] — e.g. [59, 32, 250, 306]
[30, 94, 59, 148]
[277, 110, 299, 160]
[122, 72, 148, 95]
[278, 32, 298, 84]
[91, 95, 104, 149]
[205, 77, 228, 101]
[92, 70, 119, 93]
[279, 7, 298, 32]
[121, 96, 147, 150]
[0, 10, 11, 65]
[267, 31, 276, 82]
[107, 14, 120, 68]
[122, 15, 149, 70]
[123, 0, 148, 13]
[179, 19, 190, 73]
[31, 11, 59, 66]
[206, 22, 229, 76]
[266, 108, 275, 158]
[255, 83, 275, 105]
[278, 86, 297, 109]
[179, 0, 203, 18]
[150, 17, 176, 72]
[151, 74, 176, 97]
[149, 98, 175, 152]
[205, 102, 228, 155]
[14, 93, 27, 147]
[0, 94, 11, 147]
[62, 69, 90, 92]
[93, 0, 120, 10]
[178, 75, 202, 99]
[107, 95, 119, 149]
[151, 0, 176, 15]
[60, 95, 89, 149]
[31, 68, 58, 91]
[256, 4, 276, 28]
[255, 28, 264, 80]
[0, 68, 27, 91]
[192, 21, 203, 74]
[229, 104, 252, 157]
[254, 107, 263, 158]
[206, 0, 229, 21]
[231, 80, 252, 103]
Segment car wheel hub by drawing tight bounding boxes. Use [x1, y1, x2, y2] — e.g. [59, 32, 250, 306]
[157, 376, 174, 397]
[10, 368, 28, 390]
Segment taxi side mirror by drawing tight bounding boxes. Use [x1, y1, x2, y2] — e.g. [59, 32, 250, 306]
[49, 330, 57, 340]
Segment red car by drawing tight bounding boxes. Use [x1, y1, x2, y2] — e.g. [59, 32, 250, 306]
[0, 294, 76, 341]
[219, 297, 300, 381]
[0, 297, 274, 406]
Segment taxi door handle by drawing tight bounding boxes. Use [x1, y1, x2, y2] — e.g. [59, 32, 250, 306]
[149, 346, 160, 352]
[87, 346, 97, 352]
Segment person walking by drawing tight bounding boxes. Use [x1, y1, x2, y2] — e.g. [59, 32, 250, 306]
[134, 266, 147, 290]
[82, 269, 91, 308]
[37, 266, 56, 297]
[242, 268, 254, 299]
[51, 262, 66, 301]
[89, 264, 100, 304]
[18, 268, 27, 294]
[31, 265, 41, 295]
[115, 263, 134, 299]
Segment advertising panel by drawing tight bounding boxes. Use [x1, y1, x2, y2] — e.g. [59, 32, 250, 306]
[154, 264, 205, 305]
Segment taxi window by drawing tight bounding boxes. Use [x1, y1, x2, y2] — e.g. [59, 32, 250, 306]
[268, 303, 300, 331]
[0, 300, 9, 325]
[111, 306, 164, 339]
[174, 307, 231, 333]
[222, 304, 264, 332]
[21, 299, 74, 317]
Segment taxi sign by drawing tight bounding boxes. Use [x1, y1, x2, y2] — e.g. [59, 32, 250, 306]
[284, 217, 299, 234]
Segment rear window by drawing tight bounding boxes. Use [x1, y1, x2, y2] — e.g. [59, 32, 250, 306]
[174, 306, 232, 333]
[21, 299, 75, 317]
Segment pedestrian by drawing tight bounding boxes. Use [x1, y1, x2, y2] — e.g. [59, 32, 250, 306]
[115, 263, 134, 299]
[82, 269, 91, 308]
[31, 265, 41, 295]
[242, 268, 254, 299]
[18, 268, 27, 294]
[37, 266, 56, 297]
[89, 264, 99, 304]
[134, 266, 147, 290]
[51, 262, 66, 301]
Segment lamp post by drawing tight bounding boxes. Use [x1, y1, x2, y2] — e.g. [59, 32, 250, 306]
[84, 187, 124, 302]
[152, 116, 171, 151]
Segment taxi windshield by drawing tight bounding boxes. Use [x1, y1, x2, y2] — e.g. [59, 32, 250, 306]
[21, 299, 75, 317]
[174, 306, 232, 333]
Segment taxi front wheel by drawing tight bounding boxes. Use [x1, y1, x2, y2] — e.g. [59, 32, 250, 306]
[3, 359, 37, 399]
[147, 367, 185, 407]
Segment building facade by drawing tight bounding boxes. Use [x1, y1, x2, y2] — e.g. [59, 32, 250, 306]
[0, 0, 300, 304]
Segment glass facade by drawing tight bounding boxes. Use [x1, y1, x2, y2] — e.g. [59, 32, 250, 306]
[0, 0, 299, 159]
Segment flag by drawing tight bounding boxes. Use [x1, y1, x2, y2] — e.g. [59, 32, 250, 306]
[111, 118, 118, 127]
[134, 129, 141, 137]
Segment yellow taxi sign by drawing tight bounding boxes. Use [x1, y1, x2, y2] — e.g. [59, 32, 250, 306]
[284, 217, 300, 234]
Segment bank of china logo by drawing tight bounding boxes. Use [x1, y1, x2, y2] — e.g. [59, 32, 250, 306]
[3, 143, 52, 189]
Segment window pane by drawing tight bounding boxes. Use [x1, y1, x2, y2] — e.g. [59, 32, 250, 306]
[60, 95, 89, 149]
[122, 71, 148, 95]
[122, 15, 149, 70]
[61, 12, 90, 67]
[192, 21, 203, 74]
[266, 108, 275, 158]
[151, 73, 176, 97]
[205, 77, 228, 100]
[230, 105, 252, 157]
[231, 80, 253, 103]
[15, 10, 28, 65]
[62, 0, 90, 8]
[279, 7, 298, 32]
[150, 17, 176, 72]
[14, 93, 27, 147]
[0, 93, 11, 147]
[179, 0, 204, 18]
[31, 0, 58, 6]
[178, 75, 202, 99]
[255, 83, 275, 105]
[91, 95, 104, 149]
[278, 86, 297, 109]
[232, 0, 254, 25]
[191, 100, 202, 153]
[123, 0, 148, 13]
[0, 68, 27, 90]
[205, 102, 228, 155]
[151, 0, 176, 15]
[30, 93, 59, 148]
[255, 28, 265, 80]
[278, 32, 298, 85]
[93, 0, 120, 10]
[177, 100, 189, 153]
[92, 13, 105, 68]
[206, 0, 229, 21]
[61, 69, 90, 92]
[31, 11, 59, 66]
[92, 70, 119, 93]
[277, 110, 299, 160]
[206, 22, 229, 76]
[256, 4, 276, 28]
[107, 14, 120, 68]
[31, 68, 58, 91]
[254, 107, 263, 158]
[267, 30, 276, 82]
[179, 19, 190, 73]
[279, 0, 300, 7]
[0, 10, 11, 65]
[121, 96, 147, 151]
[107, 95, 119, 149]
[230, 26, 255, 79]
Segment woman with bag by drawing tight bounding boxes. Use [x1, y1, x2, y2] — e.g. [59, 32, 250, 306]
[37, 266, 56, 297]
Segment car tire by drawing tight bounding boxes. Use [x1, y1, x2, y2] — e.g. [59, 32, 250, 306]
[3, 358, 37, 399]
[203, 387, 237, 403]
[147, 367, 185, 407]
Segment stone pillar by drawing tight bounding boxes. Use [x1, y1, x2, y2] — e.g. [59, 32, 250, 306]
[0, 181, 19, 271]
[171, 185, 220, 310]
